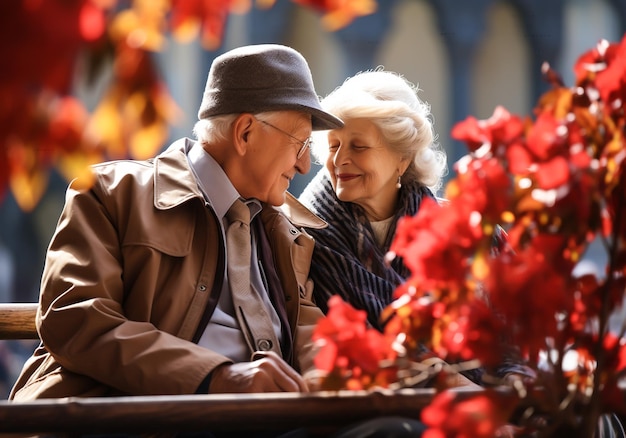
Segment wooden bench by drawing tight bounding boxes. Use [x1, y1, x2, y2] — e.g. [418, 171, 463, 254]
[0, 388, 444, 435]
[0, 302, 438, 435]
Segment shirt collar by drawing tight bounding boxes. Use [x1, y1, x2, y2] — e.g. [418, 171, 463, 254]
[187, 141, 261, 220]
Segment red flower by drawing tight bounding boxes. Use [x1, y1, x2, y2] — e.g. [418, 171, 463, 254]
[485, 235, 575, 362]
[451, 106, 524, 153]
[440, 300, 506, 368]
[602, 333, 626, 374]
[574, 35, 626, 110]
[524, 110, 567, 161]
[422, 390, 516, 438]
[382, 289, 438, 357]
[450, 156, 513, 223]
[569, 273, 602, 334]
[313, 296, 397, 388]
[391, 197, 482, 293]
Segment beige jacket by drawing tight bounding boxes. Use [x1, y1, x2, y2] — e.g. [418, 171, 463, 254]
[10, 139, 327, 401]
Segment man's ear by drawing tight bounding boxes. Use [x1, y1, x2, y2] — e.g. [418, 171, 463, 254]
[232, 113, 255, 156]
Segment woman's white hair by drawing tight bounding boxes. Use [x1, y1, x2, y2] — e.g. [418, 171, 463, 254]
[312, 68, 447, 193]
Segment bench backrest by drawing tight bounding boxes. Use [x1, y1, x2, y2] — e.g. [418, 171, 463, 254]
[0, 303, 39, 340]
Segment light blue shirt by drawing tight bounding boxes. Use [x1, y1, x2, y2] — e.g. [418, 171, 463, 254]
[186, 140, 282, 362]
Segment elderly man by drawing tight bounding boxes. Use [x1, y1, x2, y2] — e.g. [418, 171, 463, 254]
[10, 44, 342, 400]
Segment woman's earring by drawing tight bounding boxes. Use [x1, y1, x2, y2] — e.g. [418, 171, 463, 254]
[396, 175, 402, 189]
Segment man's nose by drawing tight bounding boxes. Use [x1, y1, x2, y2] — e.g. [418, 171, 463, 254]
[296, 150, 311, 174]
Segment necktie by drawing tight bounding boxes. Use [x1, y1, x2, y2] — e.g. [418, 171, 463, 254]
[226, 199, 281, 357]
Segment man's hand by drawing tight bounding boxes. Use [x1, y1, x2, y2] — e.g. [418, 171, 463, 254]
[445, 372, 484, 390]
[421, 357, 484, 390]
[208, 351, 309, 393]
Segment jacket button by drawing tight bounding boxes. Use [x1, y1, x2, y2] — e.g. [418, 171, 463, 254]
[289, 228, 298, 235]
[257, 339, 272, 351]
[198, 284, 207, 292]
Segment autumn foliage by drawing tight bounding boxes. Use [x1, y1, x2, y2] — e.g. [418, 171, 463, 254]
[312, 35, 626, 437]
[0, 0, 377, 211]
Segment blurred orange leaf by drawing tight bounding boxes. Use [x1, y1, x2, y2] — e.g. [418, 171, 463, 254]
[131, 123, 169, 160]
[171, 16, 201, 43]
[8, 140, 49, 212]
[56, 151, 102, 192]
[90, 93, 126, 158]
[293, 0, 377, 31]
[109, 0, 169, 51]
[470, 250, 489, 281]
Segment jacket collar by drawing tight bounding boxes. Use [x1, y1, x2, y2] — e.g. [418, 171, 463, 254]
[280, 193, 327, 229]
[153, 138, 205, 210]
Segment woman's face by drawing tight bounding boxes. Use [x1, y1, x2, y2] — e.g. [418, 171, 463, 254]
[325, 118, 408, 221]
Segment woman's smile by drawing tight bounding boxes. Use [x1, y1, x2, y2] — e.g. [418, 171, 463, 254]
[336, 173, 359, 182]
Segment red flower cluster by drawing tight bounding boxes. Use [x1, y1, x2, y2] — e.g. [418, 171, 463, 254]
[421, 390, 517, 438]
[391, 196, 483, 294]
[313, 34, 626, 437]
[313, 296, 398, 390]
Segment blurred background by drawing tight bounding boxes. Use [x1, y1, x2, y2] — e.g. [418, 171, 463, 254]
[1, 0, 625, 397]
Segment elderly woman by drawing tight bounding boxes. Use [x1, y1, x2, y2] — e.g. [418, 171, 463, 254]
[298, 69, 498, 394]
[299, 69, 446, 330]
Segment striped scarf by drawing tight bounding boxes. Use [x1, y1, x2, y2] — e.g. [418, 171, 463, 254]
[299, 169, 434, 330]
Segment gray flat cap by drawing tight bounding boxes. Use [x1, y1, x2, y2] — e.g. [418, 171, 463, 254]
[198, 44, 343, 130]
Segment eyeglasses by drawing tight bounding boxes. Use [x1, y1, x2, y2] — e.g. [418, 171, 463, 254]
[258, 119, 312, 159]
